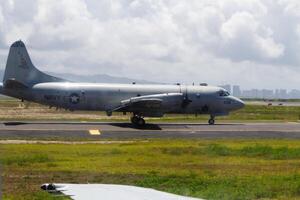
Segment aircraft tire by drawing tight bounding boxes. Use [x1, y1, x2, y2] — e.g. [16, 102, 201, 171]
[137, 118, 145, 126]
[208, 118, 215, 125]
[131, 116, 139, 124]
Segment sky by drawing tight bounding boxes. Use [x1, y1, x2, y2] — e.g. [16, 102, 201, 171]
[0, 0, 300, 89]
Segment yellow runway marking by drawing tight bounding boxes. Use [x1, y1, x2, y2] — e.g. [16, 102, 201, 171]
[89, 129, 101, 135]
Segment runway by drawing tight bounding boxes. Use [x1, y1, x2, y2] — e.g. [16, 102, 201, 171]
[1, 122, 300, 140]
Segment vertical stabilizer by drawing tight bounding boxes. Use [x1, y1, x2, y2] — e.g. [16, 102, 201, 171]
[3, 40, 65, 87]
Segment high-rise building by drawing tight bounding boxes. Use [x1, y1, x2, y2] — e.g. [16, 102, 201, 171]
[275, 89, 280, 99]
[262, 89, 274, 99]
[241, 90, 253, 98]
[288, 90, 300, 99]
[217, 84, 299, 99]
[232, 85, 241, 97]
[279, 89, 287, 99]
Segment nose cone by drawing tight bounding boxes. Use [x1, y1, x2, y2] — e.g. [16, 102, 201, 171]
[232, 97, 245, 110]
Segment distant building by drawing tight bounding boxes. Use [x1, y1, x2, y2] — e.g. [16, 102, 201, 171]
[217, 84, 299, 99]
[279, 89, 287, 99]
[241, 90, 253, 98]
[232, 85, 241, 97]
[275, 89, 280, 99]
[262, 89, 274, 99]
[288, 89, 300, 99]
[252, 89, 260, 98]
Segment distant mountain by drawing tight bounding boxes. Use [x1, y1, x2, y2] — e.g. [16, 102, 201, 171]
[0, 69, 156, 84]
[47, 72, 156, 84]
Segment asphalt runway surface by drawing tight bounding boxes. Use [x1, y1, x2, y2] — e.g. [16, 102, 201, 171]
[0, 121, 300, 140]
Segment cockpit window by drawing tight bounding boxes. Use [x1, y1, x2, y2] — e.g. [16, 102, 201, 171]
[218, 90, 230, 97]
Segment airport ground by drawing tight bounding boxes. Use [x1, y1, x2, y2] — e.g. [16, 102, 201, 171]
[1, 98, 300, 199]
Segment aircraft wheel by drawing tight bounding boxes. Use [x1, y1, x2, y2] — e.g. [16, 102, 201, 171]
[208, 118, 215, 125]
[131, 116, 139, 124]
[137, 118, 145, 126]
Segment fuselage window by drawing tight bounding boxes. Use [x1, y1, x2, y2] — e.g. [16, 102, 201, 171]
[224, 100, 232, 104]
[219, 90, 230, 97]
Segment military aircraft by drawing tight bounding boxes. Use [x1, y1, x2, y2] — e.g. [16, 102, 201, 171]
[0, 41, 244, 126]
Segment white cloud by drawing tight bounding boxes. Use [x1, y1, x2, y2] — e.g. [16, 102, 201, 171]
[220, 11, 284, 60]
[278, 0, 300, 16]
[220, 0, 268, 16]
[5, 23, 34, 43]
[0, 0, 299, 89]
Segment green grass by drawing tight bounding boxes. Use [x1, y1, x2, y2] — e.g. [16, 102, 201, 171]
[160, 144, 300, 159]
[2, 139, 300, 199]
[242, 98, 300, 102]
[1, 154, 52, 166]
[4, 192, 69, 200]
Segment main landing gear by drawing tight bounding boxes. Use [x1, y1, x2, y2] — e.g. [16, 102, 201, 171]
[208, 115, 215, 125]
[131, 115, 145, 126]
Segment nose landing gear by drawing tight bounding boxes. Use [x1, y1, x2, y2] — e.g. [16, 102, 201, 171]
[208, 115, 215, 125]
[131, 115, 145, 126]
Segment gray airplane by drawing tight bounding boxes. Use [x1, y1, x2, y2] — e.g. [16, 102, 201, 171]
[0, 41, 244, 126]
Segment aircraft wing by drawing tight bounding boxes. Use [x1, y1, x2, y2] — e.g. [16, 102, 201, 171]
[41, 184, 203, 200]
[113, 93, 184, 117]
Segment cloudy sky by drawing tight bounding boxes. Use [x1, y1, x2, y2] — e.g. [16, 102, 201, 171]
[0, 0, 300, 89]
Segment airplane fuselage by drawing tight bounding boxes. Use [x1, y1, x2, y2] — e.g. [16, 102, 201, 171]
[2, 82, 244, 117]
[0, 40, 245, 125]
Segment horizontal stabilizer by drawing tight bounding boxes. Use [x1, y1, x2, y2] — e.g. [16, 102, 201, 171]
[4, 79, 28, 89]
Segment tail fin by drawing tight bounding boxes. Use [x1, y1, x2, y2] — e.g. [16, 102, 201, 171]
[3, 40, 66, 88]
